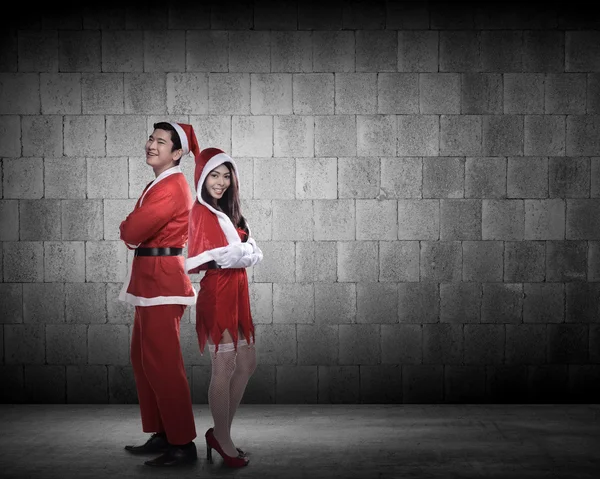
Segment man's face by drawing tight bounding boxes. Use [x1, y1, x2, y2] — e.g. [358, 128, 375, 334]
[145, 128, 181, 170]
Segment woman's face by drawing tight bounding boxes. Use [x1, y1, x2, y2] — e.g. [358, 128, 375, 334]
[205, 164, 231, 201]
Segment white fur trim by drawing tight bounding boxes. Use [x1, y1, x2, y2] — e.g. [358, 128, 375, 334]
[169, 122, 189, 155]
[184, 247, 226, 273]
[139, 166, 182, 207]
[119, 291, 197, 307]
[196, 153, 241, 246]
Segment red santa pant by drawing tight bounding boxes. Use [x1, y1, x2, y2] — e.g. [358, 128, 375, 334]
[130, 304, 196, 445]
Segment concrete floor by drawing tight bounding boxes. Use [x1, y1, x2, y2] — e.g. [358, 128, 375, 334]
[0, 404, 599, 479]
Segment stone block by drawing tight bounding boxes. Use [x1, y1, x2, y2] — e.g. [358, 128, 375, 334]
[232, 116, 272, 157]
[483, 115, 523, 157]
[101, 31, 143, 72]
[423, 323, 463, 365]
[66, 365, 108, 403]
[19, 200, 61, 241]
[550, 157, 590, 199]
[3, 158, 43, 199]
[338, 330, 379, 371]
[482, 200, 524, 240]
[524, 115, 566, 156]
[61, 200, 103, 240]
[568, 198, 600, 240]
[399, 283, 439, 323]
[82, 73, 124, 114]
[566, 31, 600, 72]
[4, 325, 45, 364]
[360, 365, 402, 403]
[18, 31, 58, 72]
[313, 200, 355, 240]
[430, 2, 474, 29]
[568, 365, 600, 403]
[254, 324, 296, 365]
[249, 282, 272, 325]
[59, 30, 101, 72]
[481, 283, 523, 324]
[44, 158, 87, 199]
[294, 157, 335, 200]
[421, 241, 462, 282]
[567, 115, 600, 156]
[106, 283, 134, 324]
[251, 74, 292, 115]
[298, 0, 343, 30]
[423, 157, 465, 199]
[44, 241, 85, 283]
[377, 73, 418, 114]
[275, 116, 314, 158]
[318, 366, 359, 404]
[507, 157, 548, 199]
[314, 283, 356, 324]
[398, 30, 438, 72]
[337, 241, 378, 282]
[22, 115, 63, 157]
[356, 200, 397, 240]
[0, 74, 39, 114]
[504, 241, 546, 282]
[589, 241, 600, 281]
[46, 324, 87, 364]
[480, 30, 522, 72]
[357, 115, 396, 157]
[108, 366, 137, 403]
[337, 157, 378, 199]
[440, 115, 482, 157]
[588, 74, 600, 114]
[505, 324, 547, 365]
[186, 31, 227, 72]
[402, 365, 443, 403]
[276, 366, 318, 403]
[525, 199, 565, 240]
[380, 157, 421, 199]
[0, 365, 25, 403]
[527, 365, 569, 402]
[254, 158, 294, 199]
[297, 324, 338, 366]
[40, 73, 81, 115]
[397, 114, 439, 156]
[273, 283, 314, 324]
[124, 73, 166, 115]
[356, 283, 398, 324]
[3, 242, 43, 282]
[439, 31, 480, 72]
[381, 324, 422, 364]
[190, 115, 231, 154]
[103, 199, 137, 241]
[0, 283, 22, 324]
[462, 241, 503, 282]
[566, 283, 600, 323]
[0, 115, 20, 157]
[88, 324, 130, 365]
[271, 32, 312, 73]
[86, 241, 127, 283]
[24, 365, 66, 403]
[523, 31, 564, 72]
[253, 241, 295, 283]
[398, 199, 439, 240]
[241, 199, 271, 241]
[465, 157, 506, 199]
[545, 74, 586, 114]
[591, 326, 600, 364]
[444, 366, 486, 403]
[342, 1, 385, 29]
[464, 324, 505, 365]
[296, 241, 337, 283]
[546, 240, 587, 282]
[272, 200, 314, 241]
[210, 1, 253, 29]
[461, 73, 502, 115]
[379, 241, 419, 282]
[64, 115, 105, 156]
[440, 283, 481, 324]
[313, 31, 355, 73]
[548, 324, 589, 364]
[144, 30, 185, 72]
[420, 73, 460, 114]
[229, 32, 270, 73]
[23, 283, 64, 324]
[523, 283, 564, 323]
[335, 73, 376, 114]
[106, 116, 148, 159]
[504, 74, 544, 114]
[486, 365, 528, 403]
[66, 283, 106, 324]
[440, 199, 482, 240]
[292, 73, 334, 115]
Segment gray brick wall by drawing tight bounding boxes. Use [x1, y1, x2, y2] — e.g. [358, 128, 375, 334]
[1, 0, 599, 404]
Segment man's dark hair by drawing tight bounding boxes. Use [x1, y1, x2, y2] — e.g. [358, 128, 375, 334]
[201, 162, 248, 241]
[153, 122, 182, 166]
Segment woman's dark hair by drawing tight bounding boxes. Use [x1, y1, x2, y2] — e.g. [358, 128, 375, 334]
[153, 122, 182, 166]
[201, 162, 248, 239]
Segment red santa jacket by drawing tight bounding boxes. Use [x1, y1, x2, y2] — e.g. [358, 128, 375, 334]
[118, 166, 197, 306]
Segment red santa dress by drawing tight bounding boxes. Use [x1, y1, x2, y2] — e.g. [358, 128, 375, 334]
[185, 148, 263, 354]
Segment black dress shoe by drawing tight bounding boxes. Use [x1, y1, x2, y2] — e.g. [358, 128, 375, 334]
[124, 433, 169, 455]
[144, 443, 198, 467]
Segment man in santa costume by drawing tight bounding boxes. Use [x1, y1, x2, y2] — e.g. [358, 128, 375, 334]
[119, 122, 199, 467]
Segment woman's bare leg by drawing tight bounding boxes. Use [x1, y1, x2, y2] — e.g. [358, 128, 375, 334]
[228, 330, 257, 432]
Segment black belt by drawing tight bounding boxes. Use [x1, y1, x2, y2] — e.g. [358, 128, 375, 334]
[135, 247, 183, 257]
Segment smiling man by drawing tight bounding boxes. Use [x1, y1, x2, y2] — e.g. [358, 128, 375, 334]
[118, 122, 200, 467]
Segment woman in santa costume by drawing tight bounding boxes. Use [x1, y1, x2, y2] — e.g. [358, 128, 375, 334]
[186, 147, 263, 468]
[119, 122, 199, 467]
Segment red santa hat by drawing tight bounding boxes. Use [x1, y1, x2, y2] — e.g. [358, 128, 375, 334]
[194, 147, 239, 205]
[168, 122, 201, 161]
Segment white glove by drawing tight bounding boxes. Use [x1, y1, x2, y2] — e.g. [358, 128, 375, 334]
[214, 242, 254, 268]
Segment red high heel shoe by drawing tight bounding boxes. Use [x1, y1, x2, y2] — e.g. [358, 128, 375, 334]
[205, 429, 249, 468]
[205, 428, 248, 457]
